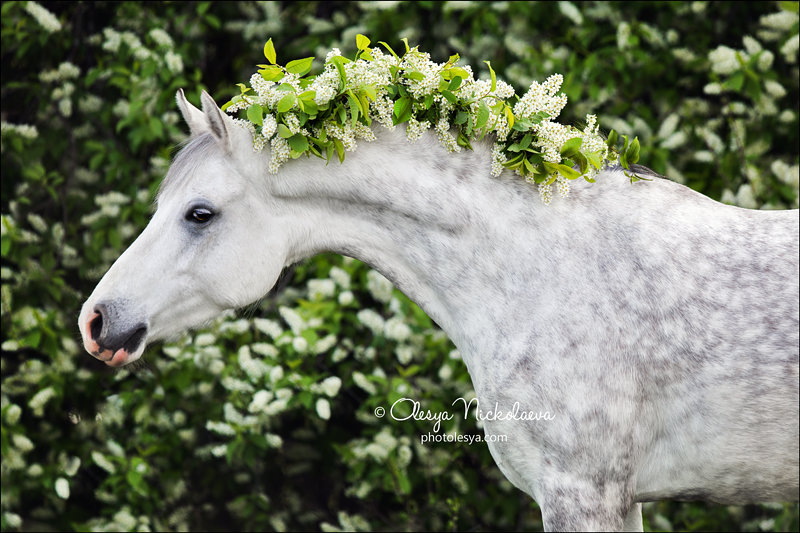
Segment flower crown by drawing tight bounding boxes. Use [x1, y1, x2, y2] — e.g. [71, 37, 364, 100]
[223, 35, 643, 204]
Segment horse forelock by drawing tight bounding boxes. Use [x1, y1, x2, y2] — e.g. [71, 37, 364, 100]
[157, 133, 222, 201]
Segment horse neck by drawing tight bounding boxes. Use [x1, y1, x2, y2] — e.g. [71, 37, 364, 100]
[265, 127, 598, 384]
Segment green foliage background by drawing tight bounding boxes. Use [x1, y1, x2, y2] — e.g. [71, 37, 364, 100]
[1, 1, 798, 531]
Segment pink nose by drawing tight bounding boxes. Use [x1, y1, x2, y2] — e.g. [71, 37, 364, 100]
[81, 303, 147, 367]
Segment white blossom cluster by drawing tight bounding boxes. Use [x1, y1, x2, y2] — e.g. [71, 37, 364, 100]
[1, 122, 39, 139]
[513, 74, 568, 121]
[39, 62, 80, 83]
[356, 309, 385, 336]
[148, 28, 174, 48]
[708, 45, 745, 75]
[366, 269, 393, 303]
[24, 1, 61, 33]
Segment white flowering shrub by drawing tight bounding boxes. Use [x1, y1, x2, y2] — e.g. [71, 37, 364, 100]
[1, 2, 797, 532]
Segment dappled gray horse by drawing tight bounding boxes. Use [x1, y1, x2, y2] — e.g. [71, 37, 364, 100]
[79, 91, 799, 531]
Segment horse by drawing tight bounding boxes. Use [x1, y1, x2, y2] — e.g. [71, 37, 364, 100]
[79, 89, 799, 531]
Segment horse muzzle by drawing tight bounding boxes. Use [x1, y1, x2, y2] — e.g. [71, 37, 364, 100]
[79, 300, 148, 367]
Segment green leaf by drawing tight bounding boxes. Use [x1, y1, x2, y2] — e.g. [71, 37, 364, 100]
[519, 133, 532, 150]
[287, 134, 309, 153]
[441, 90, 458, 104]
[277, 93, 296, 113]
[544, 162, 581, 180]
[259, 65, 284, 81]
[503, 153, 525, 168]
[503, 105, 515, 129]
[204, 13, 221, 30]
[286, 57, 313, 76]
[627, 171, 648, 185]
[277, 124, 293, 138]
[532, 170, 548, 184]
[529, 111, 550, 125]
[511, 118, 531, 131]
[724, 71, 745, 92]
[527, 150, 543, 163]
[626, 137, 640, 165]
[574, 152, 589, 175]
[347, 92, 360, 124]
[395, 468, 412, 494]
[522, 156, 535, 175]
[308, 143, 323, 158]
[560, 137, 583, 157]
[362, 85, 377, 102]
[484, 61, 496, 92]
[607, 129, 619, 149]
[264, 38, 276, 65]
[448, 76, 462, 91]
[393, 96, 412, 123]
[585, 151, 603, 170]
[401, 37, 410, 53]
[449, 67, 469, 79]
[454, 111, 469, 125]
[378, 41, 400, 60]
[246, 104, 263, 126]
[456, 131, 472, 149]
[300, 99, 318, 116]
[356, 34, 371, 51]
[333, 138, 345, 163]
[476, 102, 490, 129]
[330, 56, 348, 92]
[405, 71, 425, 81]
[358, 93, 371, 125]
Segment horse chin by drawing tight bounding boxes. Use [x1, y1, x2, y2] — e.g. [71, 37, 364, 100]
[105, 347, 144, 367]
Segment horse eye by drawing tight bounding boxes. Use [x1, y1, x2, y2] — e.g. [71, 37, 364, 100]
[186, 207, 214, 224]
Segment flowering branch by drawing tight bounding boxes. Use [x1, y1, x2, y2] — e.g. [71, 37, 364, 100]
[223, 35, 644, 204]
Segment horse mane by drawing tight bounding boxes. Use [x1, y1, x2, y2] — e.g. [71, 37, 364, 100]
[157, 133, 220, 201]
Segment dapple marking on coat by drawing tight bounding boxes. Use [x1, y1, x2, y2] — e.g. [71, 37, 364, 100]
[78, 90, 800, 531]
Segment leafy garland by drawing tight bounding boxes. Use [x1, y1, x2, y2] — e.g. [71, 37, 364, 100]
[223, 35, 644, 204]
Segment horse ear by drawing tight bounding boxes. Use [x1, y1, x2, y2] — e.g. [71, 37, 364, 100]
[175, 89, 209, 137]
[200, 90, 232, 153]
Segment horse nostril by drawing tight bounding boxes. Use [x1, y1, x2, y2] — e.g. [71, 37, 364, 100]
[90, 306, 104, 341]
[123, 326, 148, 354]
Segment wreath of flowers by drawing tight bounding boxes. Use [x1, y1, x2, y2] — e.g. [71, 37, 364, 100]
[223, 35, 643, 204]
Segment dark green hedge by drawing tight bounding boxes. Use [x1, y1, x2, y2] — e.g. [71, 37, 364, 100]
[1, 2, 798, 531]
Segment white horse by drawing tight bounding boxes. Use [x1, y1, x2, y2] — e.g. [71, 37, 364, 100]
[79, 90, 799, 531]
